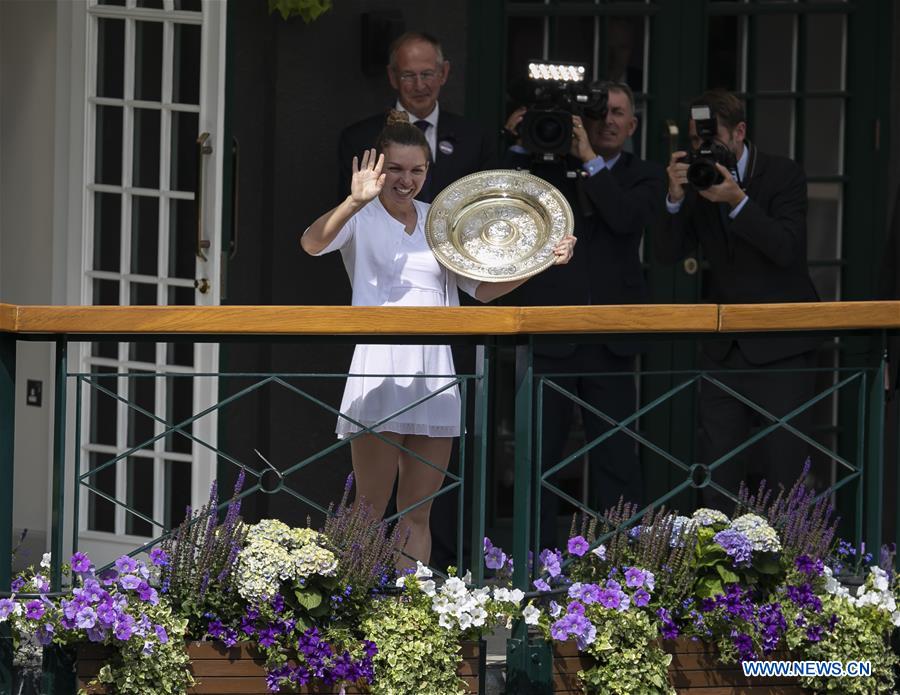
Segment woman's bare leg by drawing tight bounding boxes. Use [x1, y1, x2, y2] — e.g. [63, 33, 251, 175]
[349, 432, 403, 518]
[395, 435, 453, 568]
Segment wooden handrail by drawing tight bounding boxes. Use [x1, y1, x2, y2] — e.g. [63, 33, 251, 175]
[0, 301, 897, 336]
[718, 301, 900, 332]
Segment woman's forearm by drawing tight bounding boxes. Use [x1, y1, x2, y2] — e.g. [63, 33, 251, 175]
[474, 277, 529, 303]
[300, 196, 366, 255]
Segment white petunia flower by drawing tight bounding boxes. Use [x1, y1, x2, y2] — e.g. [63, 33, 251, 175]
[414, 561, 433, 579]
[40, 553, 51, 569]
[420, 579, 436, 597]
[522, 603, 541, 626]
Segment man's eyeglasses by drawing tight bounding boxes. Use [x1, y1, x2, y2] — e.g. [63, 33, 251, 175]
[395, 69, 441, 84]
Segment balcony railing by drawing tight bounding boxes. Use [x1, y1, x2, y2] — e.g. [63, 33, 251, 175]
[2, 300, 899, 692]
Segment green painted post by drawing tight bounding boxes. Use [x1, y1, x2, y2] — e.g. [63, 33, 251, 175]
[43, 338, 73, 695]
[865, 354, 886, 552]
[50, 338, 67, 593]
[0, 333, 15, 695]
[506, 339, 551, 694]
[470, 341, 494, 585]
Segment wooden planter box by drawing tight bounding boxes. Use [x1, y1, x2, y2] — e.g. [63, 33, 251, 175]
[76, 639, 482, 694]
[552, 638, 811, 694]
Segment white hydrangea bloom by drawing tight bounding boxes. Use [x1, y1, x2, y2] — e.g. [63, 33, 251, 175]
[730, 514, 782, 553]
[692, 508, 730, 527]
[235, 519, 337, 603]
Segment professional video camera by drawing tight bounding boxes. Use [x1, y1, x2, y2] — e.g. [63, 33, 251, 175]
[510, 62, 608, 157]
[679, 105, 737, 190]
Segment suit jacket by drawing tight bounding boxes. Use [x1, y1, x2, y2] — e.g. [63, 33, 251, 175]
[337, 108, 496, 203]
[654, 144, 821, 364]
[502, 149, 667, 357]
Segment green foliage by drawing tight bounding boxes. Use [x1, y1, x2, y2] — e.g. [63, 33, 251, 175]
[268, 0, 332, 23]
[799, 592, 899, 693]
[94, 603, 193, 695]
[577, 608, 675, 695]
[361, 581, 466, 695]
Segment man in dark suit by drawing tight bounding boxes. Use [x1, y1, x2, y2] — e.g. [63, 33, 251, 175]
[337, 32, 495, 203]
[502, 82, 666, 546]
[655, 89, 820, 508]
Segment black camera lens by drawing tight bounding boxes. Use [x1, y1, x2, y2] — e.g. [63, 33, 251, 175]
[687, 159, 723, 190]
[535, 117, 564, 145]
[520, 110, 572, 155]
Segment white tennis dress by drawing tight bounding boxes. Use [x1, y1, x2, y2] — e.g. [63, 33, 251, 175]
[312, 197, 479, 438]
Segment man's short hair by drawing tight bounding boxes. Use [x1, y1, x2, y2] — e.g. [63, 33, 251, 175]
[388, 32, 445, 69]
[691, 89, 746, 131]
[591, 80, 636, 116]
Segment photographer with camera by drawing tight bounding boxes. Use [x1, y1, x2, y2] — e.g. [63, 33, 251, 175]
[655, 89, 820, 507]
[502, 78, 666, 547]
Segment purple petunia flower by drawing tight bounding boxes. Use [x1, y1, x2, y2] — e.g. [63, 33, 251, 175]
[539, 549, 563, 578]
[533, 578, 551, 592]
[624, 567, 647, 589]
[114, 556, 139, 575]
[733, 632, 755, 661]
[25, 600, 45, 620]
[633, 589, 651, 607]
[657, 607, 679, 640]
[567, 536, 589, 557]
[36, 623, 55, 646]
[119, 574, 142, 591]
[485, 545, 508, 571]
[10, 578, 25, 593]
[70, 552, 92, 574]
[149, 548, 170, 567]
[155, 624, 169, 644]
[114, 615, 135, 641]
[795, 555, 824, 577]
[598, 588, 623, 610]
[0, 598, 21, 620]
[87, 626, 107, 642]
[75, 607, 98, 629]
[136, 582, 158, 604]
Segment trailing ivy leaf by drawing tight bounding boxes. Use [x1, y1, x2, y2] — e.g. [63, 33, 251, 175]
[268, 0, 333, 23]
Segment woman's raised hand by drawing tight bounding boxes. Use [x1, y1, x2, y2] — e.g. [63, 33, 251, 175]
[350, 148, 385, 204]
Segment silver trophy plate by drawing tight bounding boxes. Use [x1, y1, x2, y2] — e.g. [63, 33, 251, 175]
[425, 169, 574, 283]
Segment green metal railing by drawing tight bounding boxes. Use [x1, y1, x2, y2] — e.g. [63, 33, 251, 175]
[1, 307, 896, 695]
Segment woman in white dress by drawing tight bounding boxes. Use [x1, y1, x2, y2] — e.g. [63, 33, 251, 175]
[301, 112, 575, 566]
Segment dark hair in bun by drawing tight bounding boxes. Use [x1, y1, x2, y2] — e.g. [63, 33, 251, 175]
[375, 109, 432, 160]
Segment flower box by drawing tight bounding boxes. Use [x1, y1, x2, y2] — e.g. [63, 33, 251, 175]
[551, 639, 812, 694]
[76, 639, 483, 694]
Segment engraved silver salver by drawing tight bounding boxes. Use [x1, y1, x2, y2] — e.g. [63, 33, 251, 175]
[425, 169, 574, 283]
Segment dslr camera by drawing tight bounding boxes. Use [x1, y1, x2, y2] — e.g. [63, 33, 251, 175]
[511, 62, 608, 157]
[679, 105, 737, 190]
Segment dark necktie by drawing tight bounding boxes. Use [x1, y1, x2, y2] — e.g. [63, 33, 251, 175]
[413, 120, 434, 202]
